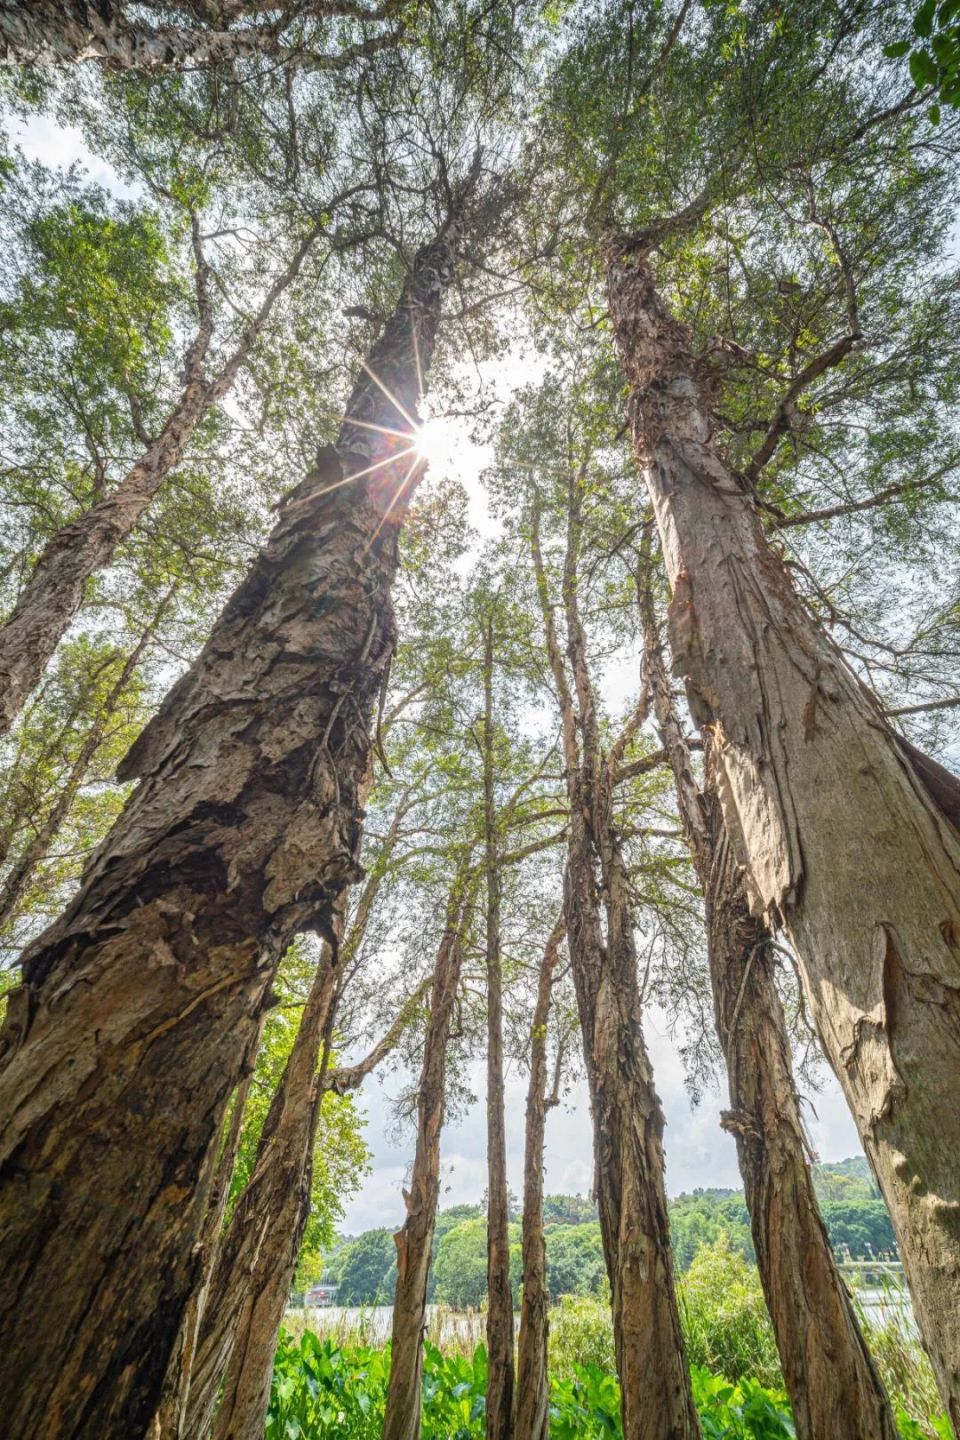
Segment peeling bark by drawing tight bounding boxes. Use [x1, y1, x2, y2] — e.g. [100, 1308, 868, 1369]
[0, 1, 398, 72]
[382, 867, 476, 1440]
[0, 219, 322, 737]
[644, 603, 898, 1440]
[482, 608, 515, 1440]
[0, 199, 472, 1439]
[530, 494, 700, 1440]
[609, 252, 960, 1427]
[514, 915, 564, 1440]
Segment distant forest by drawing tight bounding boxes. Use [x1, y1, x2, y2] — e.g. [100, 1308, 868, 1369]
[318, 1158, 897, 1309]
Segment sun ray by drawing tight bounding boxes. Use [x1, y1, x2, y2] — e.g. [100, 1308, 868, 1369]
[361, 454, 422, 558]
[360, 360, 418, 432]
[343, 415, 417, 443]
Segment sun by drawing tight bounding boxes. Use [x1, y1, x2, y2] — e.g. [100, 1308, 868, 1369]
[414, 415, 461, 474]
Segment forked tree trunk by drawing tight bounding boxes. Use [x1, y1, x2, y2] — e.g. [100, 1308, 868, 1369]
[644, 604, 898, 1440]
[530, 495, 700, 1440]
[151, 1037, 263, 1440]
[609, 250, 960, 1427]
[514, 916, 564, 1440]
[382, 869, 475, 1440]
[0, 194, 474, 1439]
[482, 609, 515, 1440]
[0, 221, 322, 736]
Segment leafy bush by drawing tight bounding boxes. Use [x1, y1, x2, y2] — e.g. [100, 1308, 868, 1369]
[549, 1292, 616, 1374]
[680, 1238, 782, 1389]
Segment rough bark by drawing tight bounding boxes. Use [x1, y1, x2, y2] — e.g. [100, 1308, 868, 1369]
[644, 603, 898, 1440]
[482, 608, 515, 1440]
[514, 915, 564, 1440]
[530, 493, 700, 1440]
[190, 948, 340, 1440]
[0, 197, 472, 1439]
[0, 1, 398, 71]
[609, 250, 960, 1428]
[152, 1035, 262, 1440]
[382, 868, 475, 1440]
[0, 219, 322, 736]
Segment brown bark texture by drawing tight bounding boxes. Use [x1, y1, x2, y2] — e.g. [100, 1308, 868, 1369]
[482, 609, 515, 1440]
[382, 868, 476, 1440]
[609, 250, 960, 1428]
[0, 1, 397, 71]
[0, 219, 320, 736]
[152, 1034, 263, 1440]
[644, 608, 898, 1440]
[514, 915, 565, 1440]
[0, 202, 470, 1439]
[530, 494, 701, 1440]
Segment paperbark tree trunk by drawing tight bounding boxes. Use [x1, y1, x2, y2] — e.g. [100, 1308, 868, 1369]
[151, 1034, 263, 1440]
[482, 607, 515, 1440]
[194, 951, 340, 1440]
[0, 194, 473, 1439]
[609, 249, 960, 1428]
[514, 916, 564, 1440]
[0, 1, 396, 71]
[643, 601, 898, 1440]
[0, 219, 322, 736]
[382, 867, 476, 1440]
[530, 494, 701, 1440]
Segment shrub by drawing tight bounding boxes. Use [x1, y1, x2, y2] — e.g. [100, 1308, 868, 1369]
[679, 1237, 782, 1389]
[549, 1292, 616, 1374]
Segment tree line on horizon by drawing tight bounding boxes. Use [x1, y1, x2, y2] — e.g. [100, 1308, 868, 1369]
[0, 4, 959, 1440]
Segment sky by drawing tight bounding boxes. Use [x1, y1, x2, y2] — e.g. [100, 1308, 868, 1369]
[6, 106, 869, 1239]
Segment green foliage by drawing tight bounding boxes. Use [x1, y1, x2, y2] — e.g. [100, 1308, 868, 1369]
[680, 1239, 783, 1390]
[884, 1, 960, 118]
[548, 1293, 617, 1375]
[332, 1231, 398, 1305]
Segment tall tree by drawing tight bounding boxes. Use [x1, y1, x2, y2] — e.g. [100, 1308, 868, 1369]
[382, 861, 478, 1440]
[514, 915, 565, 1440]
[518, 411, 700, 1438]
[480, 600, 515, 1440]
[0, 157, 484, 1437]
[608, 238, 960, 1427]
[641, 569, 899, 1440]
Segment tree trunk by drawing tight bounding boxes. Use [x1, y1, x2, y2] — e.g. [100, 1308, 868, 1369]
[0, 1, 395, 71]
[194, 952, 340, 1440]
[382, 868, 475, 1440]
[530, 493, 701, 1440]
[152, 1037, 262, 1440]
[609, 250, 960, 1428]
[0, 196, 473, 1439]
[0, 220, 321, 736]
[514, 916, 564, 1440]
[643, 600, 898, 1440]
[482, 607, 515, 1440]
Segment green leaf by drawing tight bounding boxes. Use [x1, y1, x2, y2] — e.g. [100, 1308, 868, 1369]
[915, 0, 939, 37]
[883, 40, 912, 56]
[909, 47, 939, 85]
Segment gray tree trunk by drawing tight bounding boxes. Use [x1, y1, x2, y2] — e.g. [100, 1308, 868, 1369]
[609, 250, 960, 1429]
[0, 203, 471, 1439]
